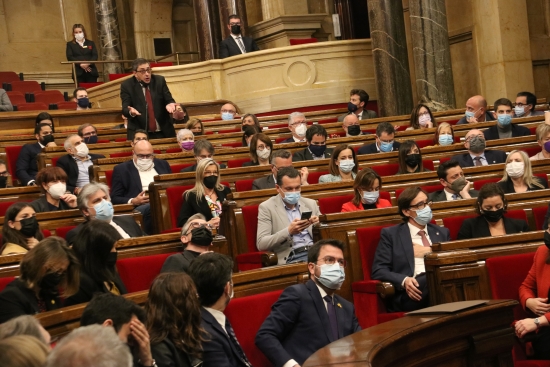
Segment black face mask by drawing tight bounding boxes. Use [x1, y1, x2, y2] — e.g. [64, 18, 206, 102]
[347, 102, 358, 113]
[193, 131, 202, 136]
[106, 252, 117, 269]
[190, 226, 213, 247]
[544, 231, 550, 250]
[203, 176, 217, 189]
[347, 125, 361, 136]
[40, 134, 55, 146]
[84, 135, 98, 144]
[482, 208, 505, 223]
[405, 153, 421, 168]
[40, 272, 62, 291]
[231, 24, 241, 35]
[0, 176, 7, 188]
[19, 216, 38, 237]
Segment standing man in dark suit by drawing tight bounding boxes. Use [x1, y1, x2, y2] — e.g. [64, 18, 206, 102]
[219, 14, 260, 59]
[372, 186, 451, 311]
[451, 129, 507, 168]
[357, 122, 400, 155]
[483, 98, 531, 141]
[292, 125, 333, 162]
[188, 252, 252, 367]
[121, 58, 177, 140]
[111, 140, 172, 234]
[66, 24, 99, 85]
[337, 89, 378, 122]
[16, 123, 56, 186]
[252, 149, 309, 190]
[429, 160, 478, 202]
[56, 134, 104, 194]
[65, 182, 145, 244]
[256, 239, 361, 367]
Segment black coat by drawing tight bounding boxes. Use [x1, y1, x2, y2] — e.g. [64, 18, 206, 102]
[15, 142, 42, 185]
[65, 216, 145, 245]
[177, 186, 232, 227]
[252, 174, 276, 190]
[457, 216, 530, 240]
[111, 159, 172, 204]
[160, 250, 200, 274]
[64, 269, 128, 307]
[219, 36, 260, 59]
[56, 153, 105, 193]
[292, 147, 334, 162]
[0, 278, 60, 323]
[120, 74, 176, 140]
[66, 40, 99, 77]
[450, 150, 507, 168]
[180, 163, 227, 173]
[497, 177, 548, 194]
[483, 124, 531, 141]
[357, 141, 401, 155]
[151, 338, 195, 367]
[30, 196, 72, 213]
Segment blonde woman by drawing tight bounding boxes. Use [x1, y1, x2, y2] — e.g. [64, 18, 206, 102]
[498, 150, 548, 193]
[177, 158, 231, 227]
[425, 122, 455, 148]
[186, 118, 204, 136]
[176, 128, 195, 153]
[531, 123, 550, 161]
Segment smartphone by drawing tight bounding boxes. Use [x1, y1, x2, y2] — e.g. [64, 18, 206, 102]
[301, 211, 312, 220]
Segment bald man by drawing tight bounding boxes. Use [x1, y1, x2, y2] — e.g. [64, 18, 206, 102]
[220, 103, 238, 121]
[110, 140, 172, 233]
[457, 95, 496, 125]
[450, 129, 507, 167]
[342, 114, 367, 137]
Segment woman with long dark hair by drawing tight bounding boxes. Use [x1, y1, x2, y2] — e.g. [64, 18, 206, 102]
[1, 203, 43, 255]
[66, 24, 98, 85]
[397, 140, 430, 174]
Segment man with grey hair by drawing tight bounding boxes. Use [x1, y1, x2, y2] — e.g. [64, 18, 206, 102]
[280, 112, 308, 143]
[55, 134, 104, 194]
[252, 149, 309, 190]
[45, 324, 132, 367]
[65, 182, 144, 244]
[161, 213, 213, 273]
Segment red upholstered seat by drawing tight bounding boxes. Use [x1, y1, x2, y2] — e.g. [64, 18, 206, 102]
[371, 163, 399, 177]
[108, 73, 131, 81]
[9, 81, 41, 93]
[523, 146, 540, 158]
[0, 71, 20, 84]
[55, 226, 76, 239]
[289, 38, 318, 46]
[0, 201, 16, 217]
[221, 142, 243, 148]
[55, 101, 77, 110]
[165, 147, 182, 153]
[170, 163, 194, 173]
[116, 252, 177, 293]
[105, 170, 114, 188]
[16, 102, 48, 111]
[395, 184, 443, 199]
[228, 158, 251, 168]
[441, 214, 477, 240]
[275, 137, 290, 144]
[0, 277, 15, 292]
[473, 177, 500, 190]
[235, 204, 275, 271]
[109, 152, 133, 158]
[115, 137, 128, 142]
[6, 91, 26, 105]
[218, 128, 241, 134]
[506, 209, 528, 223]
[166, 185, 195, 228]
[225, 290, 282, 367]
[235, 179, 254, 192]
[34, 91, 64, 105]
[439, 157, 451, 164]
[5, 145, 23, 181]
[161, 227, 182, 234]
[150, 62, 174, 68]
[416, 139, 433, 148]
[97, 139, 110, 144]
[534, 206, 548, 230]
[79, 82, 104, 89]
[317, 117, 338, 124]
[51, 156, 60, 167]
[307, 171, 328, 184]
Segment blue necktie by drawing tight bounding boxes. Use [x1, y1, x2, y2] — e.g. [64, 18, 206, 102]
[225, 318, 252, 366]
[324, 295, 338, 340]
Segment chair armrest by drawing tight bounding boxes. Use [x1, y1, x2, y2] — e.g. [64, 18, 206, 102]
[235, 251, 278, 271]
[352, 280, 395, 299]
[376, 282, 395, 299]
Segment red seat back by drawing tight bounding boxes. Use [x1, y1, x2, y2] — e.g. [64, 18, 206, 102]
[51, 156, 60, 167]
[442, 214, 477, 241]
[0, 277, 15, 292]
[371, 163, 399, 177]
[150, 62, 174, 68]
[267, 123, 288, 129]
[79, 82, 104, 89]
[534, 205, 548, 230]
[5, 145, 23, 180]
[506, 209, 528, 223]
[55, 226, 76, 239]
[0, 201, 16, 217]
[170, 163, 194, 173]
[9, 81, 41, 93]
[307, 171, 328, 184]
[115, 137, 128, 142]
[523, 146, 541, 157]
[225, 290, 283, 367]
[105, 170, 114, 188]
[34, 91, 64, 104]
[166, 185, 195, 229]
[422, 160, 435, 171]
[395, 184, 443, 199]
[16, 102, 48, 111]
[217, 128, 241, 134]
[109, 152, 133, 158]
[473, 178, 500, 191]
[356, 225, 394, 280]
[108, 73, 131, 81]
[55, 101, 77, 110]
[416, 139, 433, 148]
[235, 179, 254, 192]
[227, 158, 251, 168]
[165, 147, 182, 154]
[116, 253, 177, 293]
[275, 137, 290, 144]
[242, 205, 260, 252]
[289, 38, 318, 45]
[318, 195, 354, 214]
[221, 142, 243, 148]
[0, 71, 20, 84]
[6, 91, 26, 105]
[317, 117, 338, 124]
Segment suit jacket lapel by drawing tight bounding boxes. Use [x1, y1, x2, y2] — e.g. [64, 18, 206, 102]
[307, 281, 334, 342]
[426, 223, 443, 243]
[127, 162, 142, 194]
[273, 196, 289, 226]
[398, 224, 415, 274]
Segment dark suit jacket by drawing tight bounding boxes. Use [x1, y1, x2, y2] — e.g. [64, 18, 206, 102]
[160, 250, 200, 273]
[429, 189, 479, 202]
[65, 216, 145, 245]
[252, 174, 276, 190]
[64, 269, 128, 307]
[219, 35, 260, 59]
[200, 308, 250, 367]
[279, 137, 302, 144]
[255, 279, 360, 367]
[66, 40, 99, 78]
[177, 186, 232, 227]
[483, 124, 531, 141]
[111, 159, 172, 204]
[151, 338, 194, 367]
[242, 160, 258, 167]
[0, 278, 60, 323]
[292, 147, 334, 162]
[180, 162, 227, 173]
[56, 153, 105, 193]
[497, 177, 548, 194]
[30, 196, 72, 213]
[450, 150, 507, 168]
[16, 142, 42, 185]
[457, 215, 530, 240]
[337, 110, 378, 122]
[456, 112, 495, 125]
[357, 141, 401, 155]
[120, 74, 176, 140]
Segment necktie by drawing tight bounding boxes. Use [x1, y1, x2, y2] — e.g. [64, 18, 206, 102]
[236, 37, 246, 54]
[225, 319, 252, 367]
[323, 295, 338, 341]
[451, 194, 460, 200]
[473, 156, 482, 167]
[417, 230, 431, 247]
[144, 86, 156, 132]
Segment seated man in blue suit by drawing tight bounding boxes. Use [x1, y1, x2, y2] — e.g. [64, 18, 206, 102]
[372, 186, 451, 312]
[16, 123, 56, 186]
[111, 140, 171, 233]
[188, 252, 252, 367]
[450, 129, 507, 168]
[256, 239, 361, 367]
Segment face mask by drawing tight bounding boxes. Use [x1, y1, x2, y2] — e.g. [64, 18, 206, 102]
[40, 134, 55, 146]
[449, 176, 467, 193]
[378, 140, 393, 152]
[412, 206, 432, 226]
[106, 252, 117, 269]
[465, 110, 476, 119]
[48, 182, 67, 200]
[347, 102, 358, 113]
[77, 97, 89, 109]
[362, 190, 379, 205]
[506, 161, 525, 178]
[19, 216, 38, 237]
[0, 176, 7, 189]
[295, 124, 307, 138]
[405, 153, 421, 168]
[338, 159, 355, 173]
[257, 148, 271, 160]
[221, 112, 234, 121]
[136, 158, 154, 171]
[193, 131, 202, 136]
[315, 263, 345, 290]
[282, 191, 300, 205]
[309, 144, 326, 157]
[231, 24, 241, 35]
[190, 226, 213, 247]
[40, 272, 62, 291]
[514, 106, 525, 117]
[75, 32, 84, 41]
[497, 114, 512, 126]
[544, 231, 550, 250]
[468, 136, 486, 154]
[203, 176, 217, 189]
[93, 199, 114, 222]
[438, 134, 453, 146]
[180, 141, 194, 151]
[75, 142, 89, 158]
[544, 141, 550, 153]
[84, 135, 98, 144]
[173, 111, 185, 120]
[347, 124, 361, 136]
[418, 114, 431, 127]
[482, 208, 504, 223]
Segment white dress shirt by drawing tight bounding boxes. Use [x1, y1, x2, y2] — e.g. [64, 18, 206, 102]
[204, 307, 227, 334]
[407, 222, 432, 276]
[109, 220, 130, 239]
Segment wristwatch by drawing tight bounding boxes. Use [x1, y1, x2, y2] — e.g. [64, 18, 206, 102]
[534, 317, 540, 329]
[139, 360, 157, 367]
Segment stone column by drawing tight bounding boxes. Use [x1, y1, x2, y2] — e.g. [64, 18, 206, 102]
[367, 0, 413, 117]
[94, 0, 124, 76]
[409, 0, 455, 110]
[193, 0, 222, 60]
[218, 0, 249, 39]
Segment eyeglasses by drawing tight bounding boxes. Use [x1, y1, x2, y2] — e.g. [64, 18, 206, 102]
[185, 222, 212, 235]
[418, 111, 430, 117]
[316, 256, 346, 267]
[409, 200, 432, 211]
[221, 109, 235, 114]
[0, 171, 9, 176]
[257, 145, 269, 151]
[136, 68, 152, 75]
[135, 153, 154, 159]
[229, 22, 241, 26]
[290, 121, 306, 128]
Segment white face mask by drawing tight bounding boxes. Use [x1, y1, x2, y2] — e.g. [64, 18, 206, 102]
[256, 148, 270, 160]
[48, 182, 67, 200]
[136, 158, 154, 171]
[295, 123, 307, 138]
[506, 161, 525, 178]
[418, 114, 431, 127]
[75, 32, 84, 41]
[75, 143, 89, 158]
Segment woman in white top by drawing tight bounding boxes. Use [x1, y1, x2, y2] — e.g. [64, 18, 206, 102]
[319, 144, 358, 183]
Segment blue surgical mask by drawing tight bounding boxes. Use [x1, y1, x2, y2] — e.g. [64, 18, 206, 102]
[379, 141, 394, 153]
[412, 206, 432, 226]
[438, 134, 453, 146]
[514, 105, 525, 117]
[93, 199, 114, 222]
[362, 191, 379, 205]
[338, 159, 355, 173]
[497, 114, 512, 126]
[282, 191, 301, 205]
[315, 262, 345, 290]
[465, 110, 475, 119]
[221, 112, 234, 120]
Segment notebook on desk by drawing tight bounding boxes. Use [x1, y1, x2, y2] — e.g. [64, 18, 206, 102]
[406, 300, 489, 315]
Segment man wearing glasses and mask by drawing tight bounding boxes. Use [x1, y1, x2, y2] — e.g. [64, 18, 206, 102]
[121, 58, 178, 140]
[372, 186, 450, 312]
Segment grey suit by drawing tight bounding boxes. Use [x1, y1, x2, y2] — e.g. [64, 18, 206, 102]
[337, 110, 377, 122]
[252, 174, 276, 190]
[429, 189, 479, 202]
[257, 195, 320, 264]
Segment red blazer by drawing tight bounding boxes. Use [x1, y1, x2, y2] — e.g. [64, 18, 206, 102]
[519, 246, 550, 319]
[341, 199, 392, 212]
